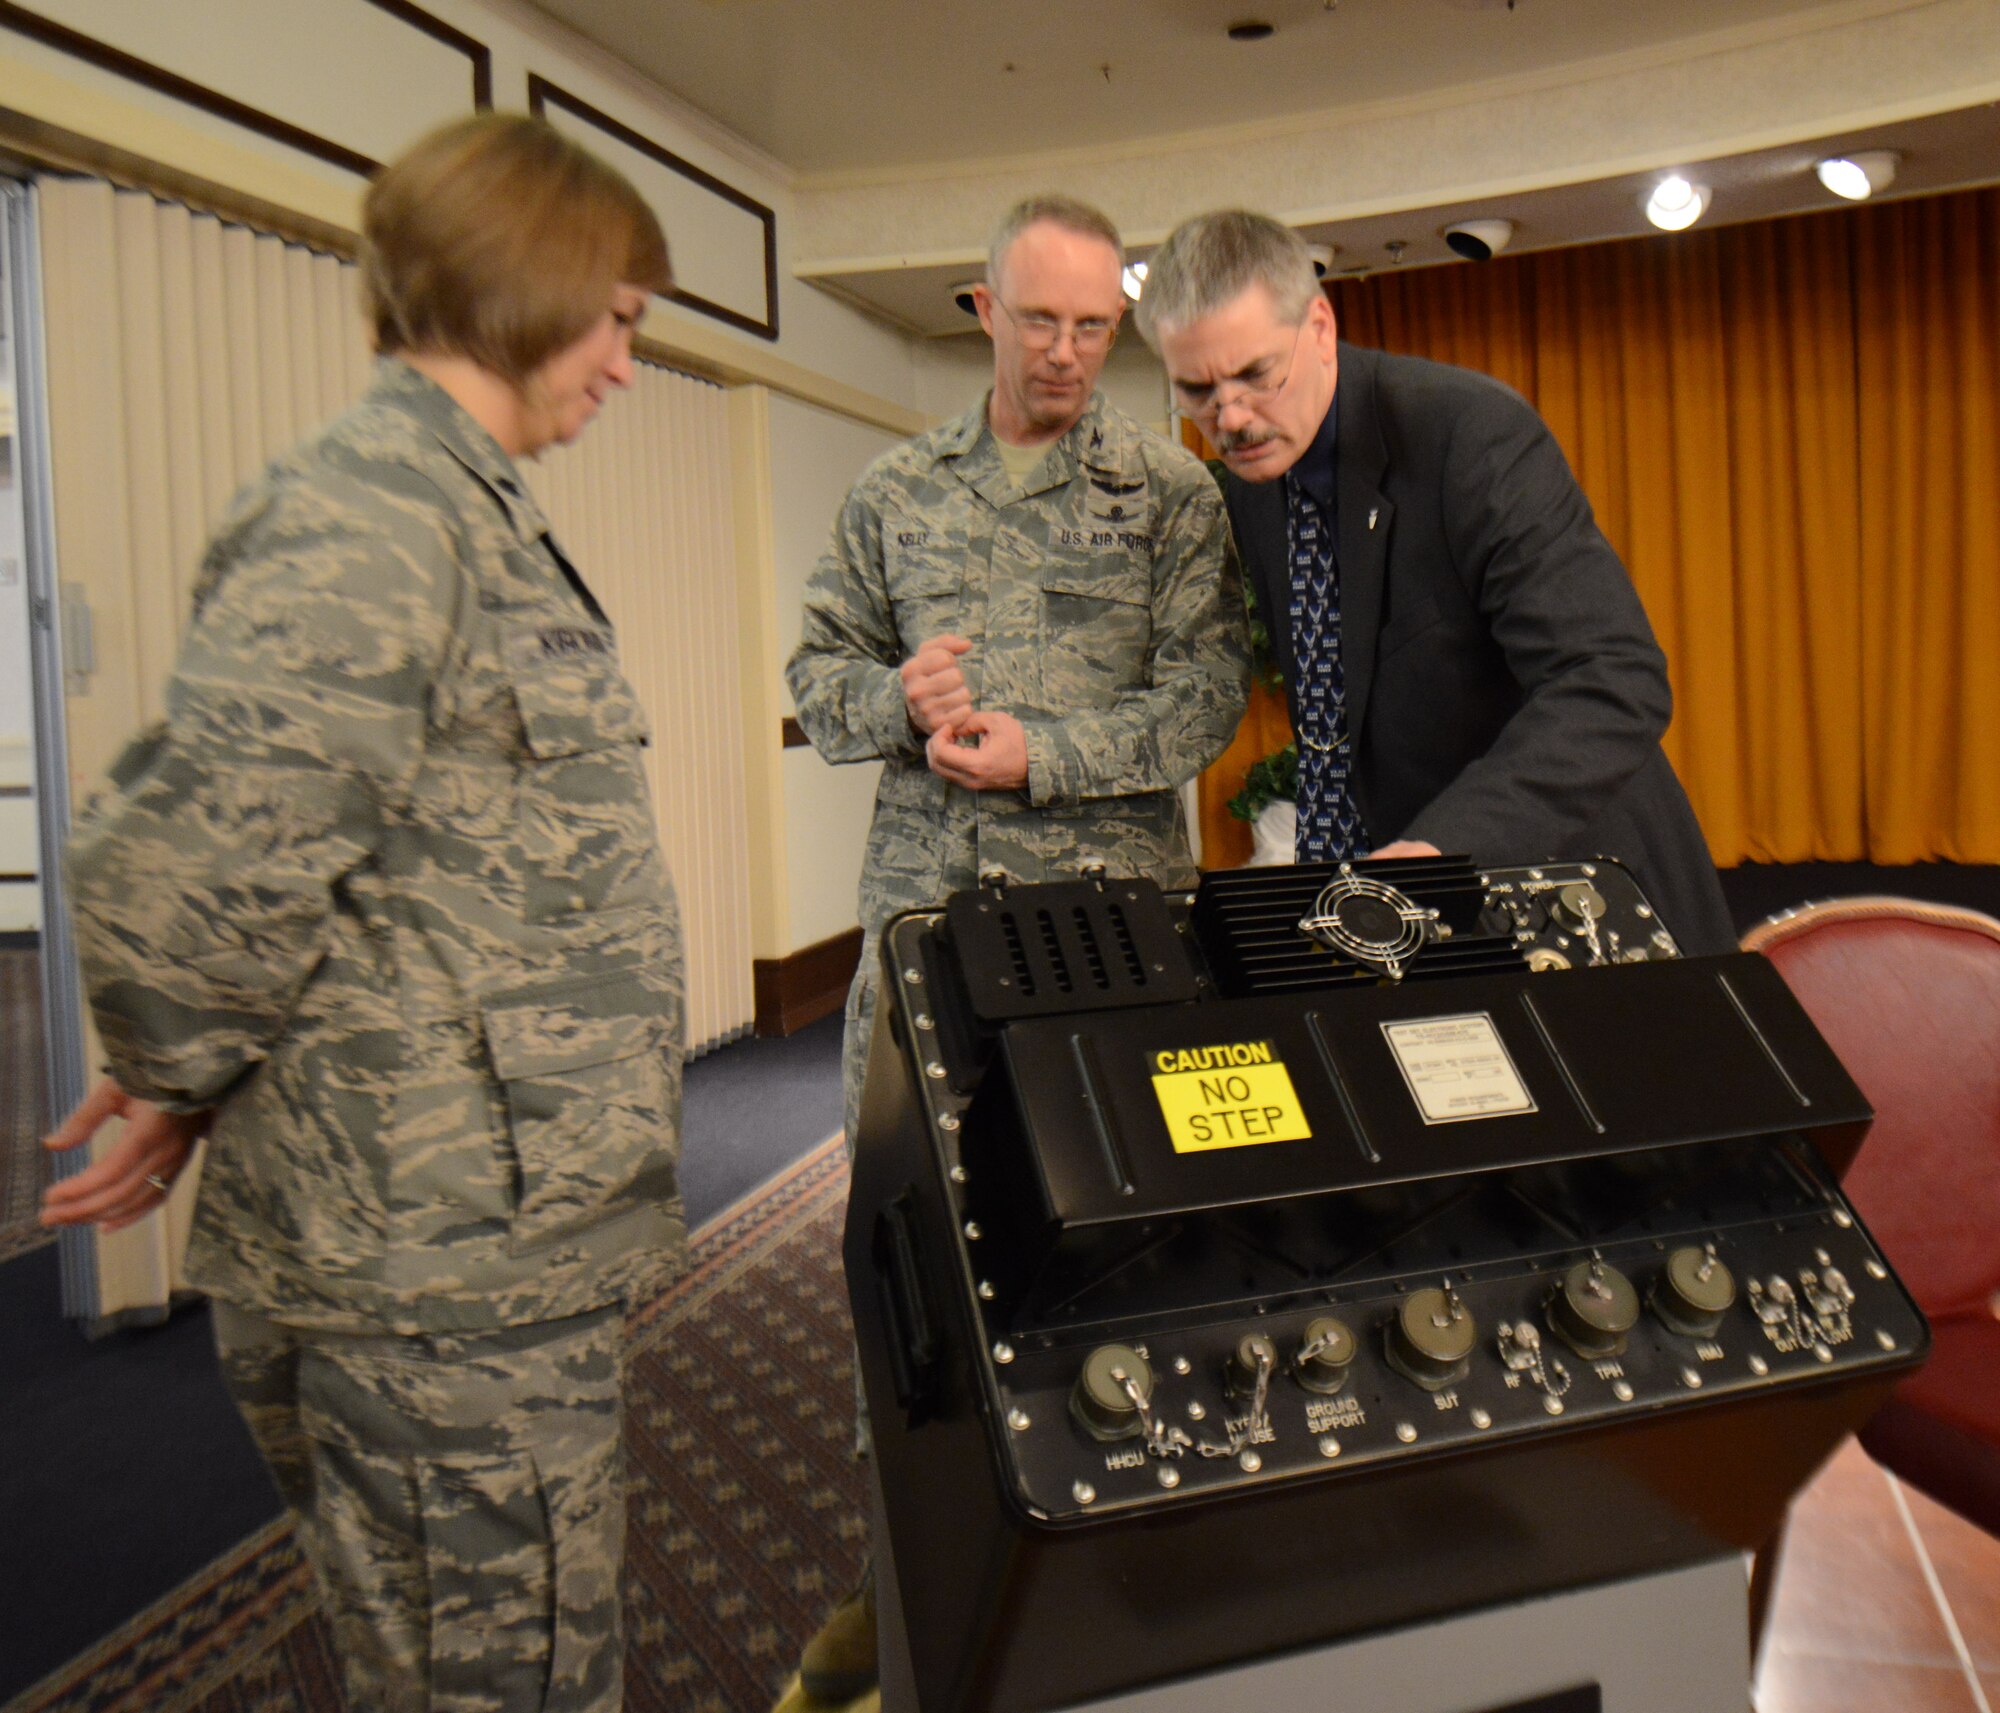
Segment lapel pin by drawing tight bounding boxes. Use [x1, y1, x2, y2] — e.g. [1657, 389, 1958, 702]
[1368, 507, 1380, 530]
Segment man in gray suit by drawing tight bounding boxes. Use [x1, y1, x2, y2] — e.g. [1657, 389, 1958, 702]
[1136, 210, 1735, 954]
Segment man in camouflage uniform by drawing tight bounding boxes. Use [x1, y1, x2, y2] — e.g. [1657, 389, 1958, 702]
[790, 194, 1249, 1147]
[782, 194, 1248, 1706]
[42, 116, 680, 1713]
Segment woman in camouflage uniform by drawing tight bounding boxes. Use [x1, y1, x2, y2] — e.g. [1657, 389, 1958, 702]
[42, 115, 683, 1712]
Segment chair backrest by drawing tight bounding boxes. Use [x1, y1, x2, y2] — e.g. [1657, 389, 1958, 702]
[1743, 897, 2000, 1318]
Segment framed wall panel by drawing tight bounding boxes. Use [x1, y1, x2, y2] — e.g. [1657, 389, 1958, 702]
[529, 74, 778, 343]
[0, 0, 490, 177]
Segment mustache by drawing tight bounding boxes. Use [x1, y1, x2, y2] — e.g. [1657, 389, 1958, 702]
[1215, 424, 1281, 453]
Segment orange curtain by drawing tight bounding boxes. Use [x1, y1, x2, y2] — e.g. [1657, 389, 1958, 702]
[1195, 185, 2000, 869]
[1854, 191, 2000, 862]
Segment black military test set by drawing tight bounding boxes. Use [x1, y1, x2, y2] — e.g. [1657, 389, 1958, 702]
[843, 855, 1927, 1712]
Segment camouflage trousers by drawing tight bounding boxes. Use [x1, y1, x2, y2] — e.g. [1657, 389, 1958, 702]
[840, 944, 883, 1153]
[212, 1301, 627, 1713]
[842, 837, 981, 1141]
[841, 945, 882, 1462]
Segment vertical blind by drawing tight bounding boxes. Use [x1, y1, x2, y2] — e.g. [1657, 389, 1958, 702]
[36, 177, 749, 1320]
[530, 371, 754, 1053]
[38, 178, 377, 803]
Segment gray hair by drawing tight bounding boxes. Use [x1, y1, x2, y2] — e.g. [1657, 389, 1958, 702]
[1133, 210, 1320, 345]
[987, 194, 1124, 290]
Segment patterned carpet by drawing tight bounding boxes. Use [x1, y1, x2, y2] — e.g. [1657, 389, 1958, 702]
[2, 1136, 867, 1713]
[0, 945, 52, 1265]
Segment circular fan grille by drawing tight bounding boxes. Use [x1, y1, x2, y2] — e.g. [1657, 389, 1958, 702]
[1297, 872, 1433, 979]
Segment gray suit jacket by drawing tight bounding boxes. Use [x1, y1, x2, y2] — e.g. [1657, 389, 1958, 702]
[1226, 343, 1735, 955]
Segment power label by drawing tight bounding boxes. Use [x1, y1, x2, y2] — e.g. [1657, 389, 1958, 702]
[1148, 1041, 1313, 1153]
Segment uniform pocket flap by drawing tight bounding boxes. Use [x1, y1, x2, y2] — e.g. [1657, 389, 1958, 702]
[888, 562, 961, 600]
[1041, 564, 1150, 605]
[508, 629, 652, 758]
[483, 971, 668, 1082]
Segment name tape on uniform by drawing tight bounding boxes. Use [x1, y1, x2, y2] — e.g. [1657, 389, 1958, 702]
[1149, 1040, 1312, 1153]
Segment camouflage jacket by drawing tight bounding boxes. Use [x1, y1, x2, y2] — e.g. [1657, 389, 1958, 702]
[68, 360, 685, 1335]
[787, 392, 1248, 934]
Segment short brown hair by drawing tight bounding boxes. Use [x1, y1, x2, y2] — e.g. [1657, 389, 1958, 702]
[363, 113, 672, 386]
[987, 194, 1123, 292]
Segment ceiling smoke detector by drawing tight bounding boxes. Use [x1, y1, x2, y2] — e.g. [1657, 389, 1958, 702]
[1444, 219, 1514, 261]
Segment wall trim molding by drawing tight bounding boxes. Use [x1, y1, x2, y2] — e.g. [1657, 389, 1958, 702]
[0, 95, 926, 438]
[0, 0, 490, 179]
[528, 72, 779, 343]
[0, 103, 362, 256]
[753, 925, 861, 1038]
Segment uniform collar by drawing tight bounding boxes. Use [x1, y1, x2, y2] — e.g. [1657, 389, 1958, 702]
[939, 390, 1123, 503]
[369, 357, 553, 547]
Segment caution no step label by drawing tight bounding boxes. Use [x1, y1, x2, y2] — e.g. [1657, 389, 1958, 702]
[1148, 1040, 1313, 1153]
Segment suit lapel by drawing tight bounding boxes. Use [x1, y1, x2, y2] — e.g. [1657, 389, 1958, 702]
[1335, 344, 1392, 752]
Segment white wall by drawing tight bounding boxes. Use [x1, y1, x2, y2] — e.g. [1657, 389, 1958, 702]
[767, 392, 898, 951]
[0, 0, 925, 414]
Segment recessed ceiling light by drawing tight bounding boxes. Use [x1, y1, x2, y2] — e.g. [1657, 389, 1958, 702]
[1122, 260, 1148, 302]
[949, 281, 981, 316]
[1227, 20, 1276, 40]
[1816, 150, 1899, 201]
[1644, 175, 1710, 232]
[1306, 244, 1337, 279]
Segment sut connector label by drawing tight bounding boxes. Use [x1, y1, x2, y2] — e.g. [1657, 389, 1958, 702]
[1148, 1040, 1313, 1153]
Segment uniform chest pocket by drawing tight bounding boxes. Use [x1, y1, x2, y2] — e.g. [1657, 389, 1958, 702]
[1040, 560, 1153, 704]
[484, 968, 681, 1255]
[885, 536, 965, 653]
[507, 640, 665, 922]
[507, 627, 652, 756]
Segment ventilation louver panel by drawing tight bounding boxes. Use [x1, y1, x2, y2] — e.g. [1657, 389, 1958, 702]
[942, 876, 1200, 1025]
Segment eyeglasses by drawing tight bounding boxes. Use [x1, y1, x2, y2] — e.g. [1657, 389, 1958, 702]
[1172, 320, 1307, 420]
[989, 295, 1118, 354]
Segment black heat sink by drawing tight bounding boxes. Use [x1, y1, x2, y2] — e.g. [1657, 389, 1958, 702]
[1191, 855, 1526, 997]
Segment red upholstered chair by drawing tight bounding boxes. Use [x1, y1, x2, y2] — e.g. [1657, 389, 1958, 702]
[1741, 897, 2000, 1651]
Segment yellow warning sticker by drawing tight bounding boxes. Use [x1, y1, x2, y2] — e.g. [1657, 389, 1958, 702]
[1149, 1041, 1313, 1153]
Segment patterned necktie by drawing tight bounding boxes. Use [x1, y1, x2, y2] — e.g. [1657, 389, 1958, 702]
[1287, 480, 1364, 862]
